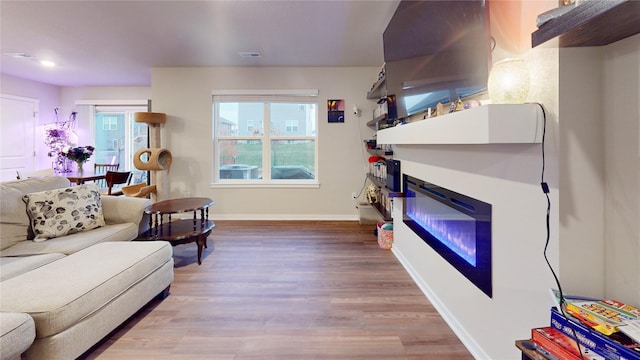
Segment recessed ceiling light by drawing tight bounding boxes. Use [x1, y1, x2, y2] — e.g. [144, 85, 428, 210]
[239, 52, 261, 58]
[40, 60, 56, 67]
[3, 52, 56, 68]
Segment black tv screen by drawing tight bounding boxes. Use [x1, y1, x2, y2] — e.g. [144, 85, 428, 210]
[383, 0, 491, 119]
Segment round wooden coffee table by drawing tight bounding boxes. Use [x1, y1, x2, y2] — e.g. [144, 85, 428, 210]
[139, 197, 215, 265]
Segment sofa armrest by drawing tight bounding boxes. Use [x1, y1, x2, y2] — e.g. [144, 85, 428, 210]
[101, 196, 152, 236]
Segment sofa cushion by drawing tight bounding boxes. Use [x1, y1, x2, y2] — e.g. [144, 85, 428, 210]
[0, 312, 35, 360]
[0, 241, 173, 338]
[0, 253, 66, 281]
[0, 177, 71, 251]
[0, 223, 137, 257]
[23, 183, 105, 241]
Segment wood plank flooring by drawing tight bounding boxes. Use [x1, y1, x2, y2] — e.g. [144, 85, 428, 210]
[82, 221, 473, 360]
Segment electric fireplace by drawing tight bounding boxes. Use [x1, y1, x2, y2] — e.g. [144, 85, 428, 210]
[403, 175, 492, 297]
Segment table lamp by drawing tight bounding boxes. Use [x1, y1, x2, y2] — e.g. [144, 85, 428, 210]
[487, 58, 530, 104]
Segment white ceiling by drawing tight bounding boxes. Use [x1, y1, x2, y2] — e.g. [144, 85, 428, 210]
[0, 0, 400, 87]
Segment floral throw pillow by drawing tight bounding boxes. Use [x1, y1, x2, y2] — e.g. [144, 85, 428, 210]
[22, 183, 106, 241]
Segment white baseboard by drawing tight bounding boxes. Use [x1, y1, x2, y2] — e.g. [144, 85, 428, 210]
[184, 214, 360, 221]
[391, 246, 489, 360]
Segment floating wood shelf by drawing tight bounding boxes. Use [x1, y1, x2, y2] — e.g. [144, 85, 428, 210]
[365, 173, 402, 222]
[367, 76, 386, 99]
[376, 104, 543, 145]
[366, 114, 395, 131]
[532, 0, 640, 47]
[366, 148, 393, 157]
[366, 173, 403, 198]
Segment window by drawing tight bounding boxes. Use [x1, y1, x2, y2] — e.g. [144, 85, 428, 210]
[92, 105, 148, 184]
[102, 117, 118, 131]
[212, 90, 318, 185]
[285, 120, 299, 133]
[247, 119, 254, 133]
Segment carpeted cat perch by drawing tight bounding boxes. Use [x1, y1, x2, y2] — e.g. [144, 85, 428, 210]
[122, 112, 172, 202]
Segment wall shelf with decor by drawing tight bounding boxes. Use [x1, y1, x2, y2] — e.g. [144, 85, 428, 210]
[532, 0, 640, 47]
[367, 173, 403, 199]
[366, 95, 398, 131]
[366, 113, 395, 130]
[363, 137, 401, 222]
[376, 104, 544, 145]
[366, 173, 402, 222]
[367, 76, 386, 100]
[366, 147, 393, 157]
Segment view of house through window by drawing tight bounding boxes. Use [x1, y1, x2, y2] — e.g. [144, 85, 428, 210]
[93, 106, 148, 184]
[213, 94, 318, 184]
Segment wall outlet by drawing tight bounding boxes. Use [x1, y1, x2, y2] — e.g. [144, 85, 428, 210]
[351, 192, 357, 199]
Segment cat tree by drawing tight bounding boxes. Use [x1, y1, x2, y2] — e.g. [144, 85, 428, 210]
[122, 112, 172, 202]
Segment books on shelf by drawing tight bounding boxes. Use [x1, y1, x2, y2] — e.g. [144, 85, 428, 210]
[532, 326, 604, 360]
[522, 291, 640, 360]
[565, 299, 640, 339]
[549, 289, 640, 343]
[550, 307, 640, 360]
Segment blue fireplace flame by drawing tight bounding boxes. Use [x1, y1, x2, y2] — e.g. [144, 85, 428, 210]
[403, 175, 492, 297]
[406, 193, 476, 266]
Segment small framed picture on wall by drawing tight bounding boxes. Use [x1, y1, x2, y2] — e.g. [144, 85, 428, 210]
[328, 99, 345, 123]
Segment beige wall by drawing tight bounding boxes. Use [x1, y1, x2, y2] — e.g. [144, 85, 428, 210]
[151, 66, 378, 219]
[559, 47, 606, 297]
[558, 33, 640, 303]
[601, 34, 640, 304]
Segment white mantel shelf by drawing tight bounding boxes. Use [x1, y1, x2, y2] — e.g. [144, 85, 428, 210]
[376, 104, 544, 145]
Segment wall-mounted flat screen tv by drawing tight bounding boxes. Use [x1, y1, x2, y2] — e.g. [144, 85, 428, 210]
[383, 0, 491, 120]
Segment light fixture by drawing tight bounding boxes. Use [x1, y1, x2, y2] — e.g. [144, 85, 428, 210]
[487, 58, 530, 104]
[238, 52, 261, 58]
[3, 52, 57, 68]
[40, 60, 56, 67]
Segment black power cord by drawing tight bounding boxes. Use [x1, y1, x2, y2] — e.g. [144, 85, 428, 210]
[536, 102, 586, 358]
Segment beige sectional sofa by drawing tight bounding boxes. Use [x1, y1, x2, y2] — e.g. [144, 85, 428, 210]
[0, 176, 174, 359]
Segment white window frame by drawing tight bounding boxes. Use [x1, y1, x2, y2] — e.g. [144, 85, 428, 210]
[212, 89, 319, 188]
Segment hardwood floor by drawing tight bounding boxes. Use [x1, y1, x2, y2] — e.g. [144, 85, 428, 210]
[83, 221, 473, 360]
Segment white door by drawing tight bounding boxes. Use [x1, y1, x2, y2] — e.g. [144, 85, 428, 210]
[0, 95, 38, 181]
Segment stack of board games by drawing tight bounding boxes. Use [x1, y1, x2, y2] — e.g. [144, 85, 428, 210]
[523, 290, 640, 360]
[550, 307, 640, 360]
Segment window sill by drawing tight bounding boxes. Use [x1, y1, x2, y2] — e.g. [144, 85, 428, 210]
[210, 182, 320, 189]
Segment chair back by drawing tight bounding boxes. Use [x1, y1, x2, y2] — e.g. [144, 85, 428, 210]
[94, 163, 119, 188]
[16, 168, 55, 179]
[104, 171, 132, 195]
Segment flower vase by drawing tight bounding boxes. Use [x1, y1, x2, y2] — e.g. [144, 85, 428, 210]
[76, 161, 84, 173]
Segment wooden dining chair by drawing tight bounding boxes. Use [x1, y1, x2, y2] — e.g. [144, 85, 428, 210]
[103, 171, 132, 196]
[94, 163, 119, 188]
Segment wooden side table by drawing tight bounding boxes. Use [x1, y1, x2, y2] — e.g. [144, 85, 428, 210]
[139, 197, 215, 265]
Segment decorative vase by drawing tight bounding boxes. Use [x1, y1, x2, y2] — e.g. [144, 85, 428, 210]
[76, 161, 84, 173]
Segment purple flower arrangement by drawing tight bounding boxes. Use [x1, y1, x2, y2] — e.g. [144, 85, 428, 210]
[60, 146, 95, 163]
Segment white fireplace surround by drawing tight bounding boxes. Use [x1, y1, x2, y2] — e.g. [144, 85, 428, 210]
[376, 103, 544, 145]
